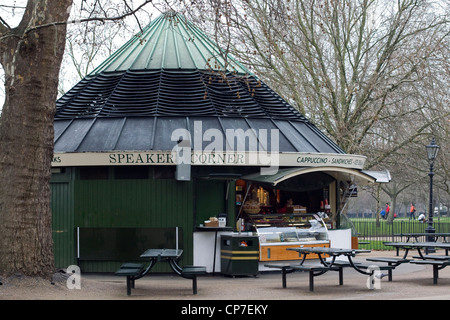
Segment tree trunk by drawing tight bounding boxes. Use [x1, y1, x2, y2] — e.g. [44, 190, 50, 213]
[0, 0, 72, 277]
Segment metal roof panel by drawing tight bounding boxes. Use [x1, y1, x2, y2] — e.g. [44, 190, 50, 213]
[90, 12, 250, 75]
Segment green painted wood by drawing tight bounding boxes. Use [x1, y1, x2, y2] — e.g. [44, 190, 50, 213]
[72, 175, 194, 272]
[51, 166, 243, 272]
[51, 169, 75, 269]
[195, 180, 226, 225]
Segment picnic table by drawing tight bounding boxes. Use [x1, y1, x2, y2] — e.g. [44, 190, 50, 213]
[383, 242, 450, 284]
[115, 248, 206, 295]
[265, 247, 385, 291]
[392, 233, 450, 256]
[394, 232, 450, 243]
[383, 242, 450, 259]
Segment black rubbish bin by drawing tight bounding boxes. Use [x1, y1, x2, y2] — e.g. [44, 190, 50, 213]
[220, 234, 259, 277]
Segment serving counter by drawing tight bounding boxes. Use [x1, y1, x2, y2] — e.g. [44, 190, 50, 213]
[252, 213, 330, 261]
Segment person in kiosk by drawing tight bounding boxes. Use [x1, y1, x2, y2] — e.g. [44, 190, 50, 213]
[278, 198, 293, 213]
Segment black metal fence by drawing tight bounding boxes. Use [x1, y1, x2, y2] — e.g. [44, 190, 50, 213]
[348, 218, 450, 250]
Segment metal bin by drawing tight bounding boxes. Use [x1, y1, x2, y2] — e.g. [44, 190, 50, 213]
[220, 234, 259, 276]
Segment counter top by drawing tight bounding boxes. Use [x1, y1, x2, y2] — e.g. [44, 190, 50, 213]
[195, 226, 233, 232]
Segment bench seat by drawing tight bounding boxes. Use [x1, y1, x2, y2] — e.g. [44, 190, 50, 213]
[366, 257, 410, 264]
[355, 263, 395, 282]
[292, 265, 332, 292]
[357, 264, 395, 271]
[181, 266, 207, 294]
[264, 263, 298, 289]
[412, 255, 450, 261]
[365, 257, 409, 281]
[265, 262, 349, 292]
[291, 265, 329, 272]
[410, 260, 450, 284]
[181, 266, 207, 276]
[119, 263, 145, 269]
[410, 260, 450, 266]
[115, 268, 144, 276]
[115, 263, 206, 296]
[115, 265, 145, 296]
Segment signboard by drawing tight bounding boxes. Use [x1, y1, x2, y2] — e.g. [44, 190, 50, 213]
[52, 151, 366, 170]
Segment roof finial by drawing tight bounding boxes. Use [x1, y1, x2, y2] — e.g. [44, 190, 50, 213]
[164, 10, 177, 18]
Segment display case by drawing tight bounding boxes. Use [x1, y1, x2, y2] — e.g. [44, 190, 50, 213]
[249, 213, 330, 261]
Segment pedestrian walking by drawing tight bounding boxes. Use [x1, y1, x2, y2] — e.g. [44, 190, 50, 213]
[385, 203, 390, 220]
[410, 203, 416, 220]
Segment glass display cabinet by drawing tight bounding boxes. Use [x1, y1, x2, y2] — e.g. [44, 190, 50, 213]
[250, 213, 330, 261]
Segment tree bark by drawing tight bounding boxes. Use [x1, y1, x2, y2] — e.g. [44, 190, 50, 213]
[0, 0, 72, 277]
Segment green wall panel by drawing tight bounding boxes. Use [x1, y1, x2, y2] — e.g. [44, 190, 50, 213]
[51, 166, 242, 272]
[73, 178, 194, 272]
[51, 170, 75, 269]
[195, 180, 226, 225]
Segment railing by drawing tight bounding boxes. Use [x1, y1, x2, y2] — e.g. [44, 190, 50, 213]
[348, 218, 450, 250]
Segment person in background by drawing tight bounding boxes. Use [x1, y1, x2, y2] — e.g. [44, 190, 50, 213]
[410, 203, 416, 220]
[385, 203, 390, 219]
[278, 198, 293, 213]
[380, 209, 386, 219]
[418, 212, 426, 223]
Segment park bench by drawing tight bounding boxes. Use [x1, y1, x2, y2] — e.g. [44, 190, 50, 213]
[410, 260, 450, 284]
[365, 257, 410, 281]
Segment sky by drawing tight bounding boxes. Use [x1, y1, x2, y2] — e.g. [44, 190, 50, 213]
[0, 0, 448, 114]
[0, 0, 160, 113]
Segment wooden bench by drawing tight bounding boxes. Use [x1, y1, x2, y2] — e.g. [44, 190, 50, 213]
[265, 262, 350, 292]
[410, 260, 450, 284]
[365, 257, 410, 281]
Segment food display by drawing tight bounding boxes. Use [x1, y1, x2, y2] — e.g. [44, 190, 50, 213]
[242, 199, 261, 214]
[236, 182, 332, 261]
[255, 215, 330, 261]
[255, 215, 329, 244]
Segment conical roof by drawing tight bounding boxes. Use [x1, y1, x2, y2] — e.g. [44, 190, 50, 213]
[54, 12, 345, 156]
[90, 11, 249, 75]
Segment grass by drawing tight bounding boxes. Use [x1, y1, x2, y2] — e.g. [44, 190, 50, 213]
[349, 216, 450, 250]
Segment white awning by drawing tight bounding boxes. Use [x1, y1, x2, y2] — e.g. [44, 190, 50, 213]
[242, 167, 390, 188]
[361, 170, 391, 183]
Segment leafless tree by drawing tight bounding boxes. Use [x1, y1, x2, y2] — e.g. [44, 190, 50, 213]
[186, 0, 450, 212]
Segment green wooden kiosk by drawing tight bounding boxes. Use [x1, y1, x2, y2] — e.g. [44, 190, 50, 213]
[51, 12, 388, 273]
